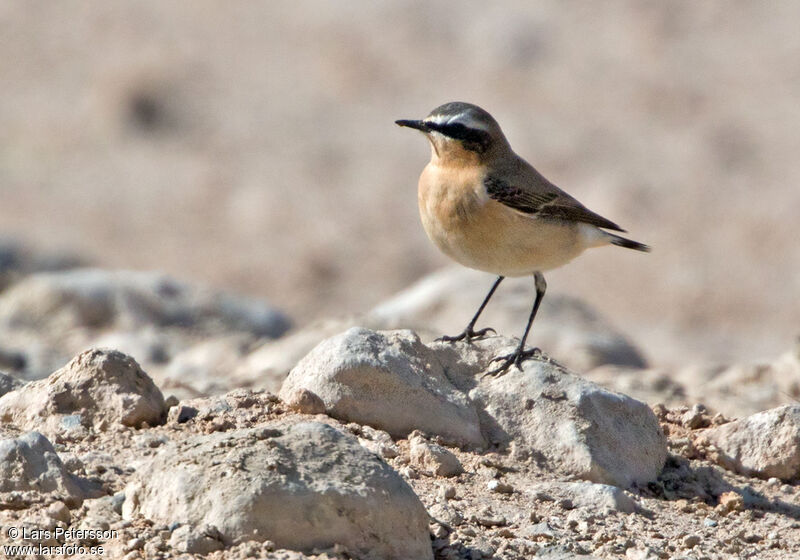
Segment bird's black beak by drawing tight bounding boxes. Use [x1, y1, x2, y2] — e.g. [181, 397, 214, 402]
[395, 119, 429, 132]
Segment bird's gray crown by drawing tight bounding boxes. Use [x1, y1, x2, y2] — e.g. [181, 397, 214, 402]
[424, 102, 499, 134]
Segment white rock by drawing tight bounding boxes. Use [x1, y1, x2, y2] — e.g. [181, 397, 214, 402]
[470, 348, 667, 487]
[281, 328, 485, 447]
[283, 328, 665, 486]
[0, 349, 166, 436]
[282, 387, 326, 415]
[123, 421, 432, 559]
[367, 267, 647, 372]
[409, 434, 463, 477]
[700, 404, 800, 480]
[0, 431, 86, 507]
[529, 481, 638, 513]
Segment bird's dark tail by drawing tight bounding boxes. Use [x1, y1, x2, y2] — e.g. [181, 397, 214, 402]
[609, 233, 650, 252]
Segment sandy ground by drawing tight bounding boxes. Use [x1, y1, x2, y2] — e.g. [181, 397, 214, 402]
[2, 2, 799, 367]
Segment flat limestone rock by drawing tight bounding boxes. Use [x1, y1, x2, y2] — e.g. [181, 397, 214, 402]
[123, 421, 432, 560]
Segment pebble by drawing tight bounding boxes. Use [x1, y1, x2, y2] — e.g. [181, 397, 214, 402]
[558, 498, 574, 510]
[681, 404, 708, 429]
[439, 484, 456, 501]
[474, 514, 507, 527]
[125, 538, 144, 552]
[45, 501, 70, 523]
[398, 465, 418, 479]
[703, 517, 718, 528]
[717, 491, 744, 513]
[683, 534, 701, 547]
[487, 480, 513, 494]
[430, 523, 449, 539]
[525, 521, 555, 540]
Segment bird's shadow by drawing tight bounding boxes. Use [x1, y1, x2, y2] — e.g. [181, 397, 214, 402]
[641, 454, 800, 520]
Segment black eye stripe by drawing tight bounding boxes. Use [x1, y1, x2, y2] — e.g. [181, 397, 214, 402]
[426, 121, 491, 147]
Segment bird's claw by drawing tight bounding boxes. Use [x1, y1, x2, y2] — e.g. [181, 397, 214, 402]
[484, 347, 542, 377]
[436, 327, 496, 344]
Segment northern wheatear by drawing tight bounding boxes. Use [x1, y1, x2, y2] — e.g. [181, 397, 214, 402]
[396, 102, 649, 375]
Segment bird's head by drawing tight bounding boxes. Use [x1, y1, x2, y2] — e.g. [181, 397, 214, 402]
[396, 102, 510, 165]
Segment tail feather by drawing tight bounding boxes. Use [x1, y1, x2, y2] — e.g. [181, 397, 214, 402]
[609, 233, 650, 252]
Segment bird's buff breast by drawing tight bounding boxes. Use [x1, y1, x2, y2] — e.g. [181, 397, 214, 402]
[418, 164, 586, 276]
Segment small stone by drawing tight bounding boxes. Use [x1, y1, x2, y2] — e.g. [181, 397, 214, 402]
[45, 501, 70, 523]
[742, 533, 762, 543]
[558, 498, 574, 510]
[651, 404, 668, 420]
[398, 466, 419, 479]
[683, 534, 701, 548]
[167, 405, 198, 424]
[717, 491, 744, 513]
[283, 388, 326, 415]
[439, 484, 456, 501]
[487, 480, 513, 494]
[379, 444, 399, 459]
[497, 528, 515, 538]
[474, 514, 506, 527]
[429, 502, 463, 527]
[524, 521, 555, 540]
[430, 523, 449, 539]
[169, 524, 225, 554]
[681, 404, 709, 429]
[711, 412, 728, 425]
[125, 538, 144, 552]
[409, 435, 463, 477]
[703, 517, 718, 528]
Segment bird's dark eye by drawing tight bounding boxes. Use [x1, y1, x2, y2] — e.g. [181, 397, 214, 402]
[429, 122, 492, 153]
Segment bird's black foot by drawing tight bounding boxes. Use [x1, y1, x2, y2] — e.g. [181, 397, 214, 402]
[436, 327, 496, 344]
[484, 347, 542, 377]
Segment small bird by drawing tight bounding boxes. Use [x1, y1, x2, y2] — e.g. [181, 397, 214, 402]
[396, 102, 649, 375]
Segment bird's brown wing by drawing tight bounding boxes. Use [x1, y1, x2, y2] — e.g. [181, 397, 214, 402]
[484, 174, 625, 232]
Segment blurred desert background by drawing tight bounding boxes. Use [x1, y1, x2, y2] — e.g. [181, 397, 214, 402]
[2, 0, 799, 368]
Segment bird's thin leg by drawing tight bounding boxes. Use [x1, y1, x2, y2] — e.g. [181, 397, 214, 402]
[486, 272, 547, 376]
[437, 276, 504, 343]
